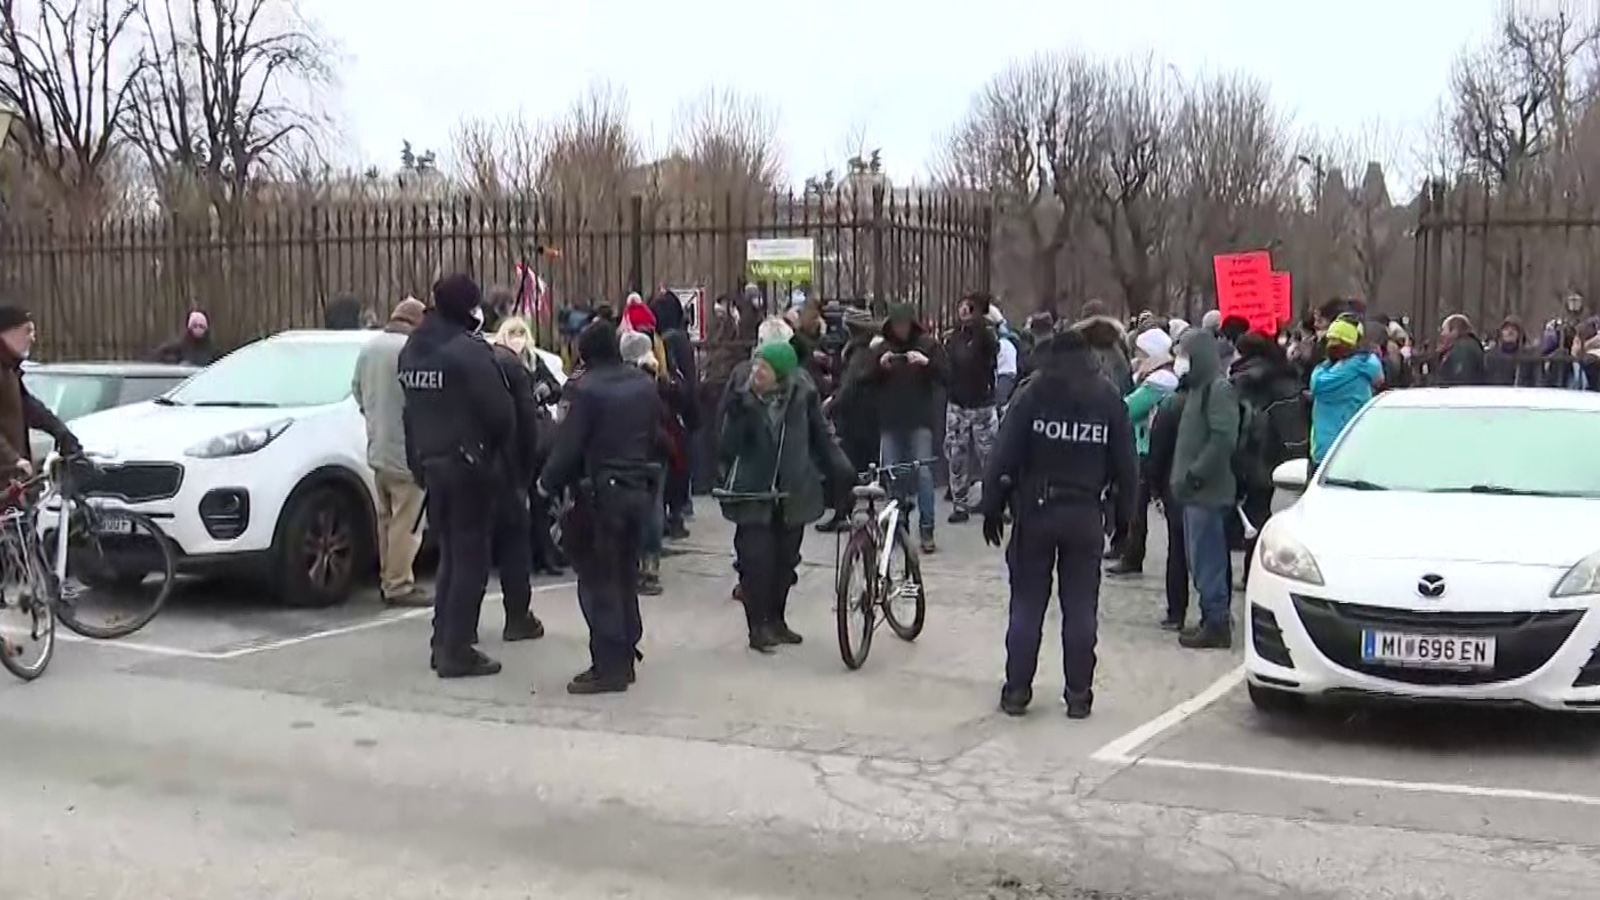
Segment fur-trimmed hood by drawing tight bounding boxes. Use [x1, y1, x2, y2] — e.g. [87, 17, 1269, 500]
[1072, 314, 1127, 350]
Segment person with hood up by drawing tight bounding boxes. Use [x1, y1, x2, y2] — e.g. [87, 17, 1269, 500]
[817, 308, 882, 532]
[621, 330, 681, 596]
[649, 289, 701, 531]
[718, 339, 853, 652]
[1485, 316, 1538, 386]
[155, 310, 220, 366]
[1308, 318, 1382, 471]
[352, 298, 431, 608]
[1105, 326, 1179, 577]
[398, 274, 517, 679]
[863, 302, 947, 553]
[1434, 314, 1487, 386]
[323, 292, 365, 330]
[1168, 328, 1241, 651]
[1229, 332, 1310, 585]
[942, 292, 1002, 524]
[1073, 301, 1134, 396]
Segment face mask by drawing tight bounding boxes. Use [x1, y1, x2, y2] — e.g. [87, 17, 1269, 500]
[470, 307, 484, 333]
[506, 335, 528, 354]
[1173, 356, 1191, 378]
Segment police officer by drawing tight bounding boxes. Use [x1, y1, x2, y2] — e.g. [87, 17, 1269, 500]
[979, 329, 1138, 719]
[399, 273, 516, 678]
[537, 318, 664, 695]
[488, 336, 547, 643]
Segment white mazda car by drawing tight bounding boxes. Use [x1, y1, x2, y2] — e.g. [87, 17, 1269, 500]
[66, 329, 564, 608]
[1246, 386, 1600, 714]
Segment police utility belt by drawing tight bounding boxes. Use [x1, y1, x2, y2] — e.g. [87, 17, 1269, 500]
[1022, 481, 1099, 508]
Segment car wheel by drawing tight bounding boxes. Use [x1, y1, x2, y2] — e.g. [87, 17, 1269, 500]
[274, 486, 363, 608]
[1247, 682, 1306, 716]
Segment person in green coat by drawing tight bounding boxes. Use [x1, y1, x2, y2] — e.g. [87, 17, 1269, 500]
[1168, 328, 1240, 650]
[718, 340, 853, 653]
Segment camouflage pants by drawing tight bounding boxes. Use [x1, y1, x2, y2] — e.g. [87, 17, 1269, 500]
[943, 404, 998, 509]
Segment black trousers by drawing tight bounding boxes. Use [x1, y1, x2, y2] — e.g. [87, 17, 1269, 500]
[427, 462, 493, 663]
[733, 515, 805, 634]
[1003, 502, 1104, 699]
[527, 487, 562, 568]
[1162, 499, 1191, 622]
[491, 491, 532, 622]
[1120, 457, 1154, 568]
[576, 518, 643, 672]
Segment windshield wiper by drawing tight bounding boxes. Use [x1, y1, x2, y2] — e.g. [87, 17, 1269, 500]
[1433, 484, 1579, 498]
[190, 400, 279, 408]
[151, 396, 180, 406]
[1321, 477, 1389, 491]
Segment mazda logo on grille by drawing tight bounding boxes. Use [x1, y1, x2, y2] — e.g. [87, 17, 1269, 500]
[1417, 574, 1447, 598]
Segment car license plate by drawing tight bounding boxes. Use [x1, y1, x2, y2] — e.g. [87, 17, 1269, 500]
[94, 512, 134, 535]
[1361, 630, 1495, 669]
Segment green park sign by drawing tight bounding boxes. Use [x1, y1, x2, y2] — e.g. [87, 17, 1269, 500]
[745, 238, 815, 283]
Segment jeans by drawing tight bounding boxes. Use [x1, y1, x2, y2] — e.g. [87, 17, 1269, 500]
[879, 428, 935, 536]
[1181, 505, 1232, 631]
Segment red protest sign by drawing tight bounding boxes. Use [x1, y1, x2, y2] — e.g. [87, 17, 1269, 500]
[1269, 271, 1292, 326]
[1213, 251, 1275, 335]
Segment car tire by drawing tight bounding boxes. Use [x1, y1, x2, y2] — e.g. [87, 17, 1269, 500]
[273, 485, 365, 608]
[1247, 682, 1306, 716]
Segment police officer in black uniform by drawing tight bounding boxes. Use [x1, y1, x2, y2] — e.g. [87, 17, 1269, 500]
[399, 273, 516, 678]
[537, 319, 665, 695]
[489, 338, 548, 643]
[979, 329, 1138, 719]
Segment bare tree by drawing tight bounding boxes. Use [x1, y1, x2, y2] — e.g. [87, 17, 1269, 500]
[668, 86, 782, 197]
[0, 0, 143, 221]
[448, 113, 541, 198]
[125, 0, 335, 217]
[935, 51, 1107, 311]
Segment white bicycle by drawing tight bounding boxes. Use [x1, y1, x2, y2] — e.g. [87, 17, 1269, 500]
[833, 458, 934, 670]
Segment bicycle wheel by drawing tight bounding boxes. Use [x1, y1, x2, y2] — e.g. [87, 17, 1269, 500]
[881, 525, 926, 642]
[835, 529, 876, 670]
[55, 506, 176, 640]
[0, 592, 55, 681]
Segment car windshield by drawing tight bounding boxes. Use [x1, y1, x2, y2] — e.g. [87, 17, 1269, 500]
[23, 372, 115, 421]
[163, 339, 364, 408]
[1319, 404, 1600, 498]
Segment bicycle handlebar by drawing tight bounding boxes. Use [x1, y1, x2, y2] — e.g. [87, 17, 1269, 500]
[857, 457, 940, 483]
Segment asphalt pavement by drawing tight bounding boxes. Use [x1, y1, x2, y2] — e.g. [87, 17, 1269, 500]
[0, 500, 1596, 899]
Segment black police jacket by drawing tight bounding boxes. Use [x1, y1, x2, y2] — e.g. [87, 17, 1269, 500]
[979, 362, 1138, 528]
[397, 311, 515, 480]
[491, 345, 543, 486]
[539, 360, 666, 498]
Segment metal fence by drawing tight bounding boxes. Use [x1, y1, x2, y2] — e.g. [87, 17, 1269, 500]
[0, 186, 993, 361]
[1412, 179, 1600, 333]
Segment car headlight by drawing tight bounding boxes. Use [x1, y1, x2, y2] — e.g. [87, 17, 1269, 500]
[1552, 549, 1600, 598]
[1257, 523, 1325, 585]
[184, 419, 293, 458]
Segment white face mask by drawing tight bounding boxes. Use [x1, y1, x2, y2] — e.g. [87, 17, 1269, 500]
[1173, 356, 1191, 378]
[506, 335, 528, 354]
[470, 306, 484, 333]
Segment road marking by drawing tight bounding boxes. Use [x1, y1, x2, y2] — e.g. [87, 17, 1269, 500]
[1128, 755, 1600, 806]
[59, 581, 577, 660]
[1090, 664, 1245, 763]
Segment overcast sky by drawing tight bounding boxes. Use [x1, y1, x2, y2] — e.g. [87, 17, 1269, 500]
[305, 0, 1502, 187]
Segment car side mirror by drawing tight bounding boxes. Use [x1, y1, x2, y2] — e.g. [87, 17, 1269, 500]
[1272, 459, 1310, 493]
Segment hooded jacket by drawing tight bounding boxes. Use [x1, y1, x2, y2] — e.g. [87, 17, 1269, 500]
[1484, 315, 1538, 387]
[1309, 346, 1382, 465]
[1073, 314, 1134, 396]
[862, 305, 947, 433]
[1230, 336, 1310, 488]
[154, 310, 220, 366]
[1169, 329, 1239, 509]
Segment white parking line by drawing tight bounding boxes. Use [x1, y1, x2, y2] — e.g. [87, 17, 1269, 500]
[60, 581, 577, 660]
[1090, 665, 1245, 763]
[1129, 756, 1600, 806]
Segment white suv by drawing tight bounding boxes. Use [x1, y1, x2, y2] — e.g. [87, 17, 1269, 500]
[66, 329, 564, 607]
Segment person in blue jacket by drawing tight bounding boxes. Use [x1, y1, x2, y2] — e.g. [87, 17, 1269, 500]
[1309, 318, 1383, 471]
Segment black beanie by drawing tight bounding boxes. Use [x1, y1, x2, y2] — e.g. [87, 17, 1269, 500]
[0, 305, 31, 332]
[432, 274, 482, 327]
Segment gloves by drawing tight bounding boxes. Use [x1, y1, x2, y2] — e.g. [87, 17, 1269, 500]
[982, 512, 1006, 547]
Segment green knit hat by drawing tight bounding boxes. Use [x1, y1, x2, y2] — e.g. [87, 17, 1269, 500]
[754, 340, 798, 380]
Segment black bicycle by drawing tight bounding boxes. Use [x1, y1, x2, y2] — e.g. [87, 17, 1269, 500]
[833, 458, 934, 670]
[0, 453, 178, 681]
